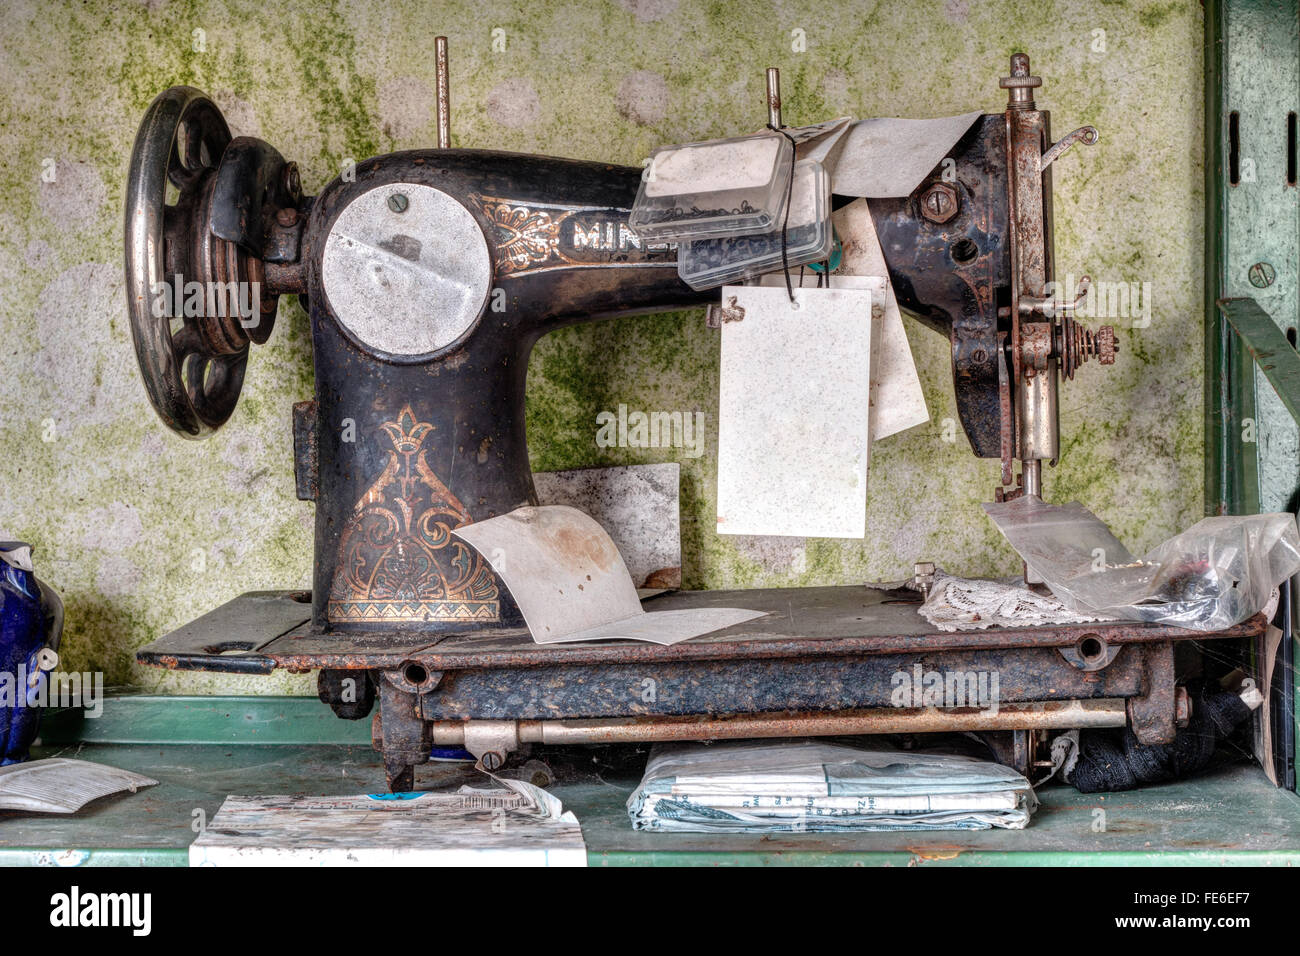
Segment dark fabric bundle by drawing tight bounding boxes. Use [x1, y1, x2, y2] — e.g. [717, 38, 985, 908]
[1066, 681, 1252, 793]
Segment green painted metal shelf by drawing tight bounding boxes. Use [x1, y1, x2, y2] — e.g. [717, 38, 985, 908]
[1, 696, 1299, 866]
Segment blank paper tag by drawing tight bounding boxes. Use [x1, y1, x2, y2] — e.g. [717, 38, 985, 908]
[717, 285, 874, 538]
[756, 270, 925, 442]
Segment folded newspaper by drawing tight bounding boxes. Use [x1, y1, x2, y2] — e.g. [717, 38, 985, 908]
[627, 739, 1036, 832]
[190, 778, 585, 866]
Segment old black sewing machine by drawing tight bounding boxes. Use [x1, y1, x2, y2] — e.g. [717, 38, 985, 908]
[127, 48, 1262, 790]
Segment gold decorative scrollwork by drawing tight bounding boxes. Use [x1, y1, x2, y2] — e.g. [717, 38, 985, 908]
[327, 405, 500, 624]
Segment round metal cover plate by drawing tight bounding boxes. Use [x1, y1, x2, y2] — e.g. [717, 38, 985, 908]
[321, 182, 491, 358]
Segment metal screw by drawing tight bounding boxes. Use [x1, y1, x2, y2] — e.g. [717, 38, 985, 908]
[912, 561, 936, 599]
[1000, 52, 1042, 109]
[479, 751, 504, 772]
[281, 162, 301, 201]
[275, 206, 299, 227]
[1248, 261, 1276, 288]
[387, 193, 409, 214]
[920, 182, 959, 224]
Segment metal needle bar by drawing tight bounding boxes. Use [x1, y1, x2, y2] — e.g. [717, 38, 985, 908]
[435, 36, 450, 148]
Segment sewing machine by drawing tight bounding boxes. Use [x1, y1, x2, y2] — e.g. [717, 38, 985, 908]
[128, 48, 1258, 791]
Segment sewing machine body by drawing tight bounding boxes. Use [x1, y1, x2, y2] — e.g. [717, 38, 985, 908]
[299, 151, 709, 634]
[267, 115, 1039, 638]
[128, 54, 1240, 790]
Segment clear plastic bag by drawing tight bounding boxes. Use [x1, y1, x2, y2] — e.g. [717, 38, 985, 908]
[982, 497, 1300, 630]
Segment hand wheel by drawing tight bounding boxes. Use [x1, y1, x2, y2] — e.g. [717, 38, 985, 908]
[124, 87, 264, 438]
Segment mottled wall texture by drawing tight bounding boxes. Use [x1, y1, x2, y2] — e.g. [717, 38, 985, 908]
[0, 0, 1203, 693]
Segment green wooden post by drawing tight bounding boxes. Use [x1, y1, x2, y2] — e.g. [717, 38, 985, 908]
[1206, 0, 1300, 791]
[1205, 0, 1300, 519]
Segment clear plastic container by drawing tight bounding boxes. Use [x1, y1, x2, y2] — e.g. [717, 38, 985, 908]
[676, 160, 832, 290]
[629, 131, 795, 242]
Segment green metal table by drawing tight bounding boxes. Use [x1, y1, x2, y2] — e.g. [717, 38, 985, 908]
[1, 695, 1298, 866]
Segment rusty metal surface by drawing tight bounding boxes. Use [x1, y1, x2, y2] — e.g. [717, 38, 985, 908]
[376, 677, 427, 792]
[291, 400, 318, 502]
[209, 135, 294, 254]
[272, 587, 1264, 670]
[867, 114, 1008, 459]
[140, 590, 311, 674]
[1006, 94, 1057, 466]
[920, 181, 960, 224]
[401, 643, 1155, 720]
[1126, 640, 1177, 745]
[136, 586, 1265, 674]
[435, 36, 450, 150]
[134, 590, 1241, 789]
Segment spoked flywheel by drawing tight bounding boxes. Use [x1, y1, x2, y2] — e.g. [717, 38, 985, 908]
[124, 87, 294, 438]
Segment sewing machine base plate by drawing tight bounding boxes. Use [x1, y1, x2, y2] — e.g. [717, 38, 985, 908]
[139, 586, 1262, 676]
[137, 586, 1262, 788]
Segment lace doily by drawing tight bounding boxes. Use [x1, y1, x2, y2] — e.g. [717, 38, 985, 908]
[920, 573, 1111, 632]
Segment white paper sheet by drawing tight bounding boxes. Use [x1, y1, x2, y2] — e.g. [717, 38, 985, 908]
[716, 285, 875, 538]
[832, 111, 983, 198]
[833, 198, 930, 438]
[788, 117, 853, 166]
[452, 505, 764, 644]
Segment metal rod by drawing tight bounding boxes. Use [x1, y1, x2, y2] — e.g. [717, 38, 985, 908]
[1022, 459, 1041, 498]
[432, 699, 1126, 749]
[765, 67, 782, 128]
[435, 36, 450, 149]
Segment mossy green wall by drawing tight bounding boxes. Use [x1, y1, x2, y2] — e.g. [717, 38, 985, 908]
[0, 0, 1203, 693]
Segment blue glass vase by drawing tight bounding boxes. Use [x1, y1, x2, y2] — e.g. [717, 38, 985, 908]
[0, 542, 63, 765]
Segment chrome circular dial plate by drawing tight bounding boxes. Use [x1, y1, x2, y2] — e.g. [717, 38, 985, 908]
[322, 182, 491, 358]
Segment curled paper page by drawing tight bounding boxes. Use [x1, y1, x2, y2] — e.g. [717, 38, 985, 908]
[786, 117, 853, 165]
[832, 111, 983, 198]
[0, 758, 157, 813]
[452, 505, 764, 644]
